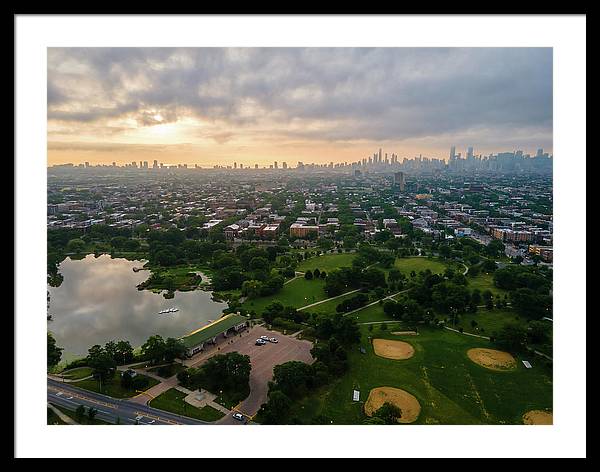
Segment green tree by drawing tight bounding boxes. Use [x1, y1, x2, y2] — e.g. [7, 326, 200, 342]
[259, 390, 292, 425]
[141, 335, 166, 365]
[87, 407, 98, 421]
[164, 337, 186, 363]
[374, 402, 403, 424]
[87, 345, 117, 384]
[47, 332, 63, 368]
[75, 404, 85, 422]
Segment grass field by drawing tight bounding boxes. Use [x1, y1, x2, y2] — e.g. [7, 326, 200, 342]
[242, 277, 328, 315]
[147, 363, 187, 379]
[296, 253, 356, 273]
[149, 388, 225, 422]
[466, 273, 509, 297]
[47, 406, 68, 425]
[71, 371, 160, 398]
[347, 302, 393, 323]
[287, 325, 552, 425]
[60, 367, 93, 380]
[394, 257, 451, 276]
[454, 308, 528, 336]
[50, 404, 113, 425]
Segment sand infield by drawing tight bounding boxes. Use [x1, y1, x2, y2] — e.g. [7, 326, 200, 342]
[364, 387, 421, 423]
[373, 339, 415, 360]
[523, 410, 553, 425]
[467, 348, 517, 371]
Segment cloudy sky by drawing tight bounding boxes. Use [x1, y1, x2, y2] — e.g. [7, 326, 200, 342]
[47, 47, 552, 167]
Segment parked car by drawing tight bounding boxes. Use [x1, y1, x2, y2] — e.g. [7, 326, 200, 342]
[269, 337, 278, 343]
[255, 339, 266, 346]
[232, 412, 245, 421]
[260, 335, 269, 340]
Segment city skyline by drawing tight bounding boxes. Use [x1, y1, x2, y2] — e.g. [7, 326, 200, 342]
[47, 48, 553, 167]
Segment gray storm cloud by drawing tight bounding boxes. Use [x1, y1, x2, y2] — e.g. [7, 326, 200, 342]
[47, 47, 552, 147]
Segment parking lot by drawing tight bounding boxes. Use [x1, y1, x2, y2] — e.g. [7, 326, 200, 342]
[190, 325, 314, 421]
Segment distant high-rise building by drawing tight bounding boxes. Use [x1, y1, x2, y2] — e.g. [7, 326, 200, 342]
[112, 162, 116, 167]
[84, 161, 90, 167]
[274, 161, 278, 169]
[234, 162, 237, 169]
[450, 146, 456, 161]
[143, 161, 148, 169]
[378, 148, 382, 163]
[467, 147, 474, 160]
[393, 171, 406, 191]
[153, 160, 158, 169]
[255, 164, 259, 169]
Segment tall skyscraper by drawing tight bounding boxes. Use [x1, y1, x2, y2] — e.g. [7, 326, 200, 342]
[283, 162, 288, 169]
[153, 160, 158, 169]
[467, 147, 474, 160]
[274, 161, 278, 169]
[394, 171, 406, 191]
[450, 146, 456, 161]
[378, 148, 382, 163]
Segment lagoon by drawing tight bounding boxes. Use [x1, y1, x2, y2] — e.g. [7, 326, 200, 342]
[47, 254, 228, 359]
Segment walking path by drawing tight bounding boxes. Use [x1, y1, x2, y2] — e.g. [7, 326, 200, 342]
[343, 289, 410, 317]
[297, 288, 361, 311]
[444, 326, 490, 340]
[47, 402, 78, 425]
[48, 374, 93, 383]
[358, 320, 396, 325]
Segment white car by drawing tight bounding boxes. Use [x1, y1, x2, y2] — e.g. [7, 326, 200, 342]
[260, 335, 269, 340]
[269, 337, 278, 343]
[232, 412, 245, 421]
[255, 339, 267, 346]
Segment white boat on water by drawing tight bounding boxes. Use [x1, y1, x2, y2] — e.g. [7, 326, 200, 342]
[158, 307, 179, 314]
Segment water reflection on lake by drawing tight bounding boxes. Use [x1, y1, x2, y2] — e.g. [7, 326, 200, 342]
[47, 254, 228, 358]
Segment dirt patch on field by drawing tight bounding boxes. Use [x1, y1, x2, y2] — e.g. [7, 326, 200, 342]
[467, 348, 517, 371]
[364, 387, 421, 423]
[391, 331, 418, 336]
[373, 339, 415, 360]
[523, 410, 553, 425]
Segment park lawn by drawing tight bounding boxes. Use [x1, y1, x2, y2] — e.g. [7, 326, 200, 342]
[296, 253, 356, 273]
[149, 388, 225, 422]
[346, 302, 394, 324]
[242, 277, 327, 315]
[305, 290, 369, 316]
[61, 367, 93, 380]
[454, 308, 528, 337]
[147, 363, 187, 379]
[53, 404, 113, 425]
[287, 325, 552, 425]
[394, 257, 451, 276]
[72, 371, 160, 399]
[466, 273, 509, 297]
[47, 406, 68, 425]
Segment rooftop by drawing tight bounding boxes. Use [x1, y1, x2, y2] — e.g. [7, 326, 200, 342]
[180, 313, 247, 349]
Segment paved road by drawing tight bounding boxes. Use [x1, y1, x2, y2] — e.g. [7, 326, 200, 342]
[47, 378, 208, 425]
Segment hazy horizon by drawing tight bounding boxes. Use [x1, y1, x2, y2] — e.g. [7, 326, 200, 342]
[47, 47, 553, 167]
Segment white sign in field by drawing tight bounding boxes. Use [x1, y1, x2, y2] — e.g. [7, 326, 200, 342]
[352, 390, 360, 402]
[522, 360, 532, 368]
